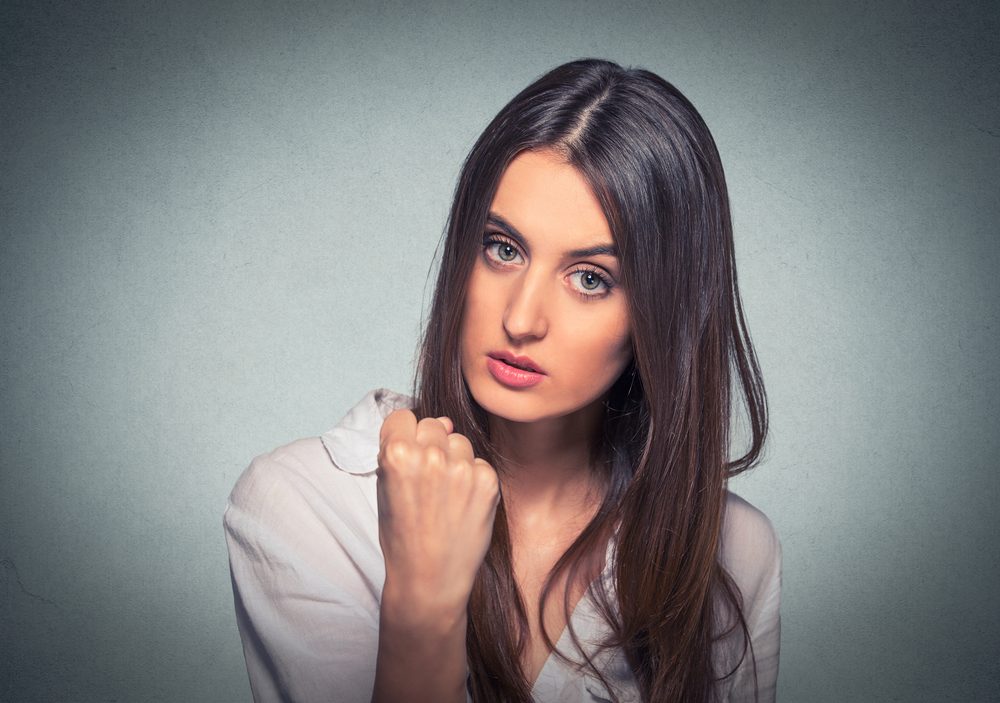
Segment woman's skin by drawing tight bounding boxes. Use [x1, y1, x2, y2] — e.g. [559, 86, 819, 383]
[372, 147, 632, 702]
[373, 411, 497, 703]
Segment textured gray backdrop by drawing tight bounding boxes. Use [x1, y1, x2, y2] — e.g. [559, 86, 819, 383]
[2, 1, 998, 701]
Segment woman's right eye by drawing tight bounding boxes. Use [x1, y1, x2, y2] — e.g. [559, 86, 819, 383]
[482, 234, 522, 265]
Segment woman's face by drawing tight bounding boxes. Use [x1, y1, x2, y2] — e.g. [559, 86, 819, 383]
[459, 147, 633, 424]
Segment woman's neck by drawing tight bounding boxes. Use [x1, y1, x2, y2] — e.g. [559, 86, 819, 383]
[489, 394, 607, 535]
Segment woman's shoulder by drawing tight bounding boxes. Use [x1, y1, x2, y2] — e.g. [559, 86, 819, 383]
[222, 388, 415, 644]
[227, 386, 414, 518]
[720, 490, 782, 604]
[227, 435, 333, 512]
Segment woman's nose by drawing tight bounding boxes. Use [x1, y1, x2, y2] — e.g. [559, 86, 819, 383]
[502, 273, 548, 341]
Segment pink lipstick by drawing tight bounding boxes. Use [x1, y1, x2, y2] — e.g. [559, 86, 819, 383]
[486, 354, 545, 388]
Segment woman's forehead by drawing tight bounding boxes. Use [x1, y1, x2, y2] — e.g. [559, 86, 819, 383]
[490, 149, 614, 256]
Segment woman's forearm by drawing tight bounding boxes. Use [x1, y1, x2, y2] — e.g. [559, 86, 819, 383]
[371, 584, 470, 703]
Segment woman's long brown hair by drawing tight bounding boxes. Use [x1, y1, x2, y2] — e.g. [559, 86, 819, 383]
[408, 59, 769, 703]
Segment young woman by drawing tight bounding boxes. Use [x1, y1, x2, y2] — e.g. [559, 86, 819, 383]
[224, 58, 781, 703]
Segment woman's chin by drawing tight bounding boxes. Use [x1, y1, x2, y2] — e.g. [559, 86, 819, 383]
[470, 381, 549, 423]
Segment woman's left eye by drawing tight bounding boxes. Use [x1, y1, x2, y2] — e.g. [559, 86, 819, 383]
[570, 267, 613, 298]
[482, 234, 614, 301]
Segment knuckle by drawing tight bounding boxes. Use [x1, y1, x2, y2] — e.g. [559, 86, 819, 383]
[416, 416, 443, 431]
[422, 444, 446, 467]
[415, 416, 448, 443]
[474, 461, 499, 492]
[446, 458, 472, 479]
[381, 439, 411, 467]
[380, 408, 414, 437]
[447, 433, 474, 456]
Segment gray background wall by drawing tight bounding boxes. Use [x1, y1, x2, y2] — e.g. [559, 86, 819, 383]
[2, 1, 997, 701]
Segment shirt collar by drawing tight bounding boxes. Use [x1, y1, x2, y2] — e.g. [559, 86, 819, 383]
[321, 387, 415, 475]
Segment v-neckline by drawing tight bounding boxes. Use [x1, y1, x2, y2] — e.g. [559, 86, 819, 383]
[528, 579, 595, 693]
[527, 534, 617, 695]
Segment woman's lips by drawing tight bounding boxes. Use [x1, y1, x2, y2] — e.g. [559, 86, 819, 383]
[487, 351, 545, 374]
[486, 356, 545, 388]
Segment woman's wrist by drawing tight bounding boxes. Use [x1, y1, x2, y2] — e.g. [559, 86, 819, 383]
[374, 579, 470, 703]
[380, 576, 470, 636]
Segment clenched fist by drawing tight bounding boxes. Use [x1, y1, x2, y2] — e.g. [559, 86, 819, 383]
[375, 408, 501, 621]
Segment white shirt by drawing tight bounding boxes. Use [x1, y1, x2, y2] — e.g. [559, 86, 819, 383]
[224, 387, 781, 703]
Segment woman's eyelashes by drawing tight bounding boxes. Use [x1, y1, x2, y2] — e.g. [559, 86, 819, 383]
[481, 233, 615, 300]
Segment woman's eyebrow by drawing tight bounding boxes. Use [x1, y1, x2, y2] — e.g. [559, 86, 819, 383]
[486, 212, 618, 259]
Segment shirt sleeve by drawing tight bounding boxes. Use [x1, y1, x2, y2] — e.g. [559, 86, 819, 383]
[724, 506, 782, 703]
[223, 449, 384, 703]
